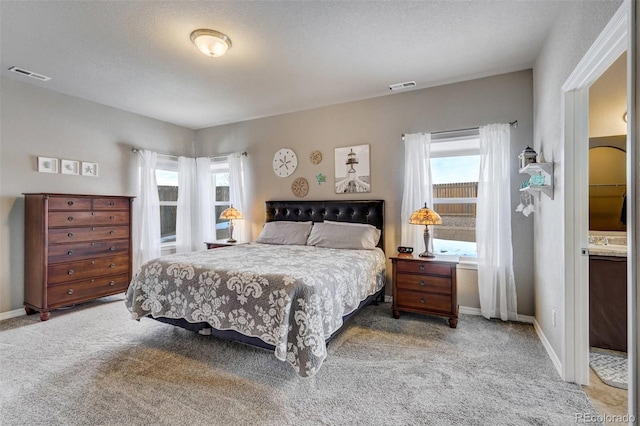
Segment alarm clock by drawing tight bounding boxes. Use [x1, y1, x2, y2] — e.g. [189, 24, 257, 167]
[397, 246, 413, 254]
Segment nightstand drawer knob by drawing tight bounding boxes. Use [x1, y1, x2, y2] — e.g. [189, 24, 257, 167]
[68, 269, 74, 275]
[109, 246, 116, 251]
[109, 264, 115, 268]
[109, 230, 115, 235]
[68, 216, 74, 222]
[109, 281, 115, 286]
[419, 265, 425, 270]
[419, 281, 425, 286]
[67, 250, 75, 255]
[109, 201, 115, 206]
[420, 298, 425, 304]
[67, 289, 74, 295]
[67, 201, 74, 206]
[110, 216, 115, 220]
[67, 232, 74, 238]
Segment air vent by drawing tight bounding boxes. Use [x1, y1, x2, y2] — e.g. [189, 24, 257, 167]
[8, 66, 51, 81]
[389, 81, 416, 91]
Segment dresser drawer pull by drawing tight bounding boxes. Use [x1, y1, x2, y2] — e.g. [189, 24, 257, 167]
[420, 298, 425, 304]
[91, 242, 95, 246]
[67, 250, 75, 256]
[419, 281, 426, 286]
[67, 289, 74, 295]
[67, 232, 74, 238]
[419, 265, 425, 271]
[67, 216, 74, 222]
[109, 264, 116, 268]
[109, 230, 115, 235]
[109, 216, 115, 220]
[109, 281, 115, 286]
[109, 201, 115, 206]
[68, 269, 74, 275]
[67, 201, 74, 206]
[109, 246, 116, 251]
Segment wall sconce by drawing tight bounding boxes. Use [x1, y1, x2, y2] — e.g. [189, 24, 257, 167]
[190, 29, 232, 57]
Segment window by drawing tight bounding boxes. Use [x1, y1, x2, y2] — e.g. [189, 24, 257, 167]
[156, 156, 178, 246]
[210, 158, 230, 240]
[430, 134, 480, 258]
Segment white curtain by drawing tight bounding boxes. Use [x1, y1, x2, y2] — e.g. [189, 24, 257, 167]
[400, 133, 434, 253]
[229, 153, 249, 242]
[133, 149, 161, 271]
[194, 157, 214, 247]
[477, 123, 518, 321]
[176, 156, 196, 253]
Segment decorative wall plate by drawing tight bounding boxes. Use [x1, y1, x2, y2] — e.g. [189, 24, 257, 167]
[273, 148, 297, 177]
[310, 150, 323, 165]
[291, 177, 309, 198]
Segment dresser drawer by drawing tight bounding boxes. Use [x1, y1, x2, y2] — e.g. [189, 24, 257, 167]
[396, 273, 451, 294]
[395, 261, 452, 277]
[396, 290, 452, 313]
[48, 239, 129, 264]
[49, 225, 129, 244]
[48, 196, 92, 211]
[48, 255, 130, 284]
[93, 198, 130, 210]
[48, 211, 129, 227]
[47, 273, 130, 307]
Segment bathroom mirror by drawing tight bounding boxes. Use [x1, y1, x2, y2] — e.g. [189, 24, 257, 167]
[589, 144, 626, 231]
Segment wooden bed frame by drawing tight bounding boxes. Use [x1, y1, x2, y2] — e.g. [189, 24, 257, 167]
[154, 199, 385, 350]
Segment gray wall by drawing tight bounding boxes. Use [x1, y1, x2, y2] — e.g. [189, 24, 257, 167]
[532, 1, 623, 357]
[195, 70, 535, 316]
[0, 77, 195, 313]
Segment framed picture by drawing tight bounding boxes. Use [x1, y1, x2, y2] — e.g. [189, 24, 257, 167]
[334, 144, 370, 193]
[81, 161, 99, 177]
[37, 157, 58, 173]
[61, 159, 80, 175]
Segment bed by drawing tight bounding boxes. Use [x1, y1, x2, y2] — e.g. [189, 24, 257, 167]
[125, 200, 385, 377]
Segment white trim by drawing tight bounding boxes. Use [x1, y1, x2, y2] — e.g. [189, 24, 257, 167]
[535, 318, 563, 378]
[384, 295, 392, 303]
[458, 306, 534, 324]
[0, 308, 26, 321]
[561, 0, 632, 393]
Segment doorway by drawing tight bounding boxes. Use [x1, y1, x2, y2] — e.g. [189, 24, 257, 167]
[561, 0, 635, 420]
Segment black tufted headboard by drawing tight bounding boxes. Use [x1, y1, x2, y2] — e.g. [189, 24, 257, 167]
[265, 200, 385, 250]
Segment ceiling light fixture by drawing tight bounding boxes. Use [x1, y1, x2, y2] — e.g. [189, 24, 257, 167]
[190, 29, 232, 57]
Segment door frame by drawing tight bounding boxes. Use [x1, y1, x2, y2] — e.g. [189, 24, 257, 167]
[561, 0, 635, 414]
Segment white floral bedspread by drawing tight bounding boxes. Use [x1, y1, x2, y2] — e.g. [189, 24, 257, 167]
[125, 243, 386, 377]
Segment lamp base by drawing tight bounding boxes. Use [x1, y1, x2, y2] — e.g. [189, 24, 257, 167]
[226, 238, 237, 243]
[418, 251, 436, 258]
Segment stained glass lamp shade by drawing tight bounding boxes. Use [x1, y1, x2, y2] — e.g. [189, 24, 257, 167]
[408, 203, 442, 258]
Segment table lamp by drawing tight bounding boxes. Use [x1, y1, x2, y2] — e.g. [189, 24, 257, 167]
[409, 203, 442, 258]
[219, 205, 243, 242]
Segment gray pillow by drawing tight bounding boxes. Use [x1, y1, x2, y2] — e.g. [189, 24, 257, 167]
[307, 222, 381, 250]
[256, 221, 313, 245]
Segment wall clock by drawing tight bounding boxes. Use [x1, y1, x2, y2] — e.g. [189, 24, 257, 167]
[291, 177, 309, 198]
[273, 148, 298, 177]
[310, 150, 323, 165]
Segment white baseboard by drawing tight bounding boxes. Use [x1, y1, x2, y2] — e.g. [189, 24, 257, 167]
[534, 318, 563, 378]
[384, 295, 392, 303]
[458, 306, 534, 324]
[0, 308, 25, 321]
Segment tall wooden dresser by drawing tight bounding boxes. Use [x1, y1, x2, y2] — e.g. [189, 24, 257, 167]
[23, 193, 134, 321]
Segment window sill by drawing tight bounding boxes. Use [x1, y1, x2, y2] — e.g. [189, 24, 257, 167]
[457, 259, 478, 270]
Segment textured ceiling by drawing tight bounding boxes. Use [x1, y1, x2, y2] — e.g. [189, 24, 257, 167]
[1, 1, 567, 130]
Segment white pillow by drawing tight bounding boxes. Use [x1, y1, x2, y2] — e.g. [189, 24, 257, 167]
[255, 221, 313, 245]
[307, 221, 381, 250]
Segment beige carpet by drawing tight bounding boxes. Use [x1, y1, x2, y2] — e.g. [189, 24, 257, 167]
[0, 296, 597, 425]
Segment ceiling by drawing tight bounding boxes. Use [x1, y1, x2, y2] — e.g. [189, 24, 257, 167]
[1, 1, 567, 130]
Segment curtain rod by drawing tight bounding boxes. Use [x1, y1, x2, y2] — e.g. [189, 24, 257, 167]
[131, 147, 247, 158]
[402, 120, 518, 139]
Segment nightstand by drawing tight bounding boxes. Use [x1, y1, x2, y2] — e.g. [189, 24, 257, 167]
[391, 254, 459, 328]
[205, 239, 250, 249]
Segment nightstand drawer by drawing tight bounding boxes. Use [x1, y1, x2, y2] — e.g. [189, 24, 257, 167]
[395, 273, 451, 294]
[396, 261, 452, 277]
[396, 290, 452, 313]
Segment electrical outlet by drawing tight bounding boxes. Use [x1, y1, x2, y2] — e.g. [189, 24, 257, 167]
[552, 309, 557, 327]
